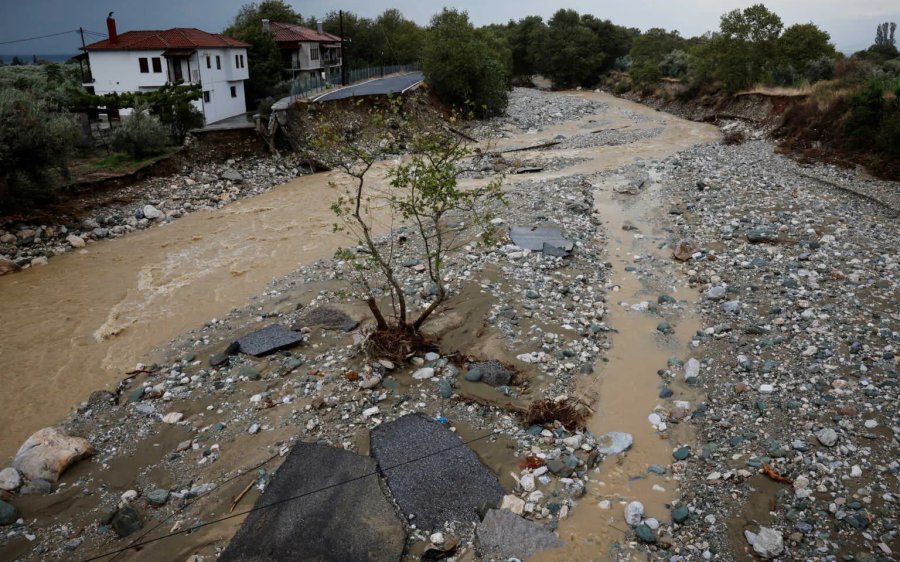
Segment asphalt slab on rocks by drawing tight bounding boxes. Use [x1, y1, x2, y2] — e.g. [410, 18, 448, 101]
[370, 413, 505, 532]
[220, 442, 406, 562]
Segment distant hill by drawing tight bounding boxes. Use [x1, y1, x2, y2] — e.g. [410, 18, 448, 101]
[0, 54, 78, 64]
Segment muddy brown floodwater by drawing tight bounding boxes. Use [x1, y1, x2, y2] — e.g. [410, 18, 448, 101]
[0, 165, 396, 460]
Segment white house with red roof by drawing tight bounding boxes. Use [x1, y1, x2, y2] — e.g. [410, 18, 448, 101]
[82, 16, 250, 124]
[265, 20, 343, 85]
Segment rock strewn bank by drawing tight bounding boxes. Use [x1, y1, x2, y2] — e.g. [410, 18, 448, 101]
[648, 139, 898, 560]
[0, 155, 309, 274]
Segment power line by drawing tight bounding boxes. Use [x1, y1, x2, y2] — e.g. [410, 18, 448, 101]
[0, 29, 80, 46]
[80, 430, 495, 562]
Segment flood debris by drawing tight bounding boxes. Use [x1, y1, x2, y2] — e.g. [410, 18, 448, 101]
[370, 414, 504, 531]
[524, 398, 592, 430]
[295, 306, 359, 332]
[508, 225, 574, 257]
[234, 324, 303, 356]
[476, 508, 562, 559]
[221, 442, 406, 561]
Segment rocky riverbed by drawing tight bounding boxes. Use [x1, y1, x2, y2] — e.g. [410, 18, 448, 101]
[0, 88, 895, 561]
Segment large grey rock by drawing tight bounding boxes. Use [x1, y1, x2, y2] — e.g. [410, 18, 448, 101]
[509, 226, 574, 256]
[815, 427, 838, 447]
[370, 413, 504, 531]
[596, 432, 633, 455]
[476, 509, 561, 559]
[235, 324, 303, 356]
[220, 442, 405, 562]
[0, 468, 21, 491]
[12, 427, 94, 483]
[296, 307, 359, 332]
[141, 205, 163, 220]
[469, 361, 513, 387]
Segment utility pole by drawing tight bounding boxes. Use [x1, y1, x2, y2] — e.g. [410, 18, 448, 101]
[339, 10, 347, 86]
[78, 27, 87, 84]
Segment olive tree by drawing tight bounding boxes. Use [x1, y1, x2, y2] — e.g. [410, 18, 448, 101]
[310, 97, 503, 354]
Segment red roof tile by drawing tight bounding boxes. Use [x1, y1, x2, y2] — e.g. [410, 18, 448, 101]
[269, 22, 341, 44]
[84, 28, 249, 51]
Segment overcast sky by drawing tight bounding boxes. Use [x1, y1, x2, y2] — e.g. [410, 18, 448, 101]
[2, 0, 897, 56]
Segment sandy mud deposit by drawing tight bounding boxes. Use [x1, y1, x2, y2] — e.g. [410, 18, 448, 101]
[0, 88, 896, 562]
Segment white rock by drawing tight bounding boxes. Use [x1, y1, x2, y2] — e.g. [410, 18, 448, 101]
[358, 374, 382, 389]
[598, 500, 611, 510]
[121, 489, 138, 502]
[66, 235, 85, 248]
[519, 472, 536, 492]
[850, 465, 862, 478]
[864, 419, 878, 429]
[143, 205, 164, 220]
[0, 467, 21, 491]
[429, 532, 444, 545]
[758, 384, 775, 393]
[362, 406, 379, 419]
[596, 432, 633, 455]
[562, 434, 583, 448]
[12, 427, 94, 482]
[424, 352, 440, 362]
[624, 501, 644, 526]
[815, 427, 838, 447]
[684, 358, 701, 379]
[500, 494, 525, 515]
[162, 412, 184, 424]
[744, 527, 784, 559]
[412, 367, 434, 380]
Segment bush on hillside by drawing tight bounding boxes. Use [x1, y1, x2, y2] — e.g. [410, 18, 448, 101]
[423, 9, 510, 117]
[0, 88, 78, 210]
[111, 104, 169, 158]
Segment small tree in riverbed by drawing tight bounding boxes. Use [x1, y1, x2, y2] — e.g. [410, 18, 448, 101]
[311, 97, 503, 357]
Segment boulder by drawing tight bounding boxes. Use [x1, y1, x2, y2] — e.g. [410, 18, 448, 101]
[142, 205, 164, 220]
[0, 467, 21, 491]
[0, 257, 21, 276]
[744, 527, 784, 559]
[0, 500, 17, 525]
[469, 360, 513, 387]
[596, 432, 633, 455]
[234, 324, 303, 356]
[672, 239, 696, 261]
[476, 509, 561, 559]
[12, 427, 94, 482]
[66, 235, 86, 248]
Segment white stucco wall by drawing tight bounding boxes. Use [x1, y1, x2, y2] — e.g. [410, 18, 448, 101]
[87, 46, 248, 124]
[196, 47, 249, 123]
[88, 50, 169, 93]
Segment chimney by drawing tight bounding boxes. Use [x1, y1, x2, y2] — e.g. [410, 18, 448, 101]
[261, 19, 270, 33]
[106, 15, 118, 44]
[317, 20, 323, 35]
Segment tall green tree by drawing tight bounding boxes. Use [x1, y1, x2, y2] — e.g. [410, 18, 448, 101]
[629, 28, 686, 85]
[507, 16, 546, 78]
[537, 9, 605, 88]
[224, 1, 302, 107]
[423, 8, 510, 117]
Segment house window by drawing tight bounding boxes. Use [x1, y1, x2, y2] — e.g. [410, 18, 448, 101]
[203, 91, 210, 103]
[310, 45, 319, 61]
[230, 86, 237, 98]
[240, 54, 245, 67]
[216, 55, 221, 70]
[206, 55, 211, 69]
[138, 57, 149, 73]
[151, 57, 162, 73]
[235, 54, 239, 68]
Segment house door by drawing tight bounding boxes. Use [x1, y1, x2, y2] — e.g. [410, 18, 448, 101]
[173, 59, 184, 82]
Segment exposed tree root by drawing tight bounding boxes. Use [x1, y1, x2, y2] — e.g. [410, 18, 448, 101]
[525, 398, 593, 430]
[366, 325, 439, 364]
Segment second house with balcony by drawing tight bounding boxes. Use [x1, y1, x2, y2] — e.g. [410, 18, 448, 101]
[82, 16, 250, 124]
[265, 20, 343, 86]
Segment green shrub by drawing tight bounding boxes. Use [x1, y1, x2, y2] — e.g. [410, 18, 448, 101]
[111, 104, 169, 158]
[805, 56, 835, 83]
[423, 9, 510, 117]
[0, 88, 78, 210]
